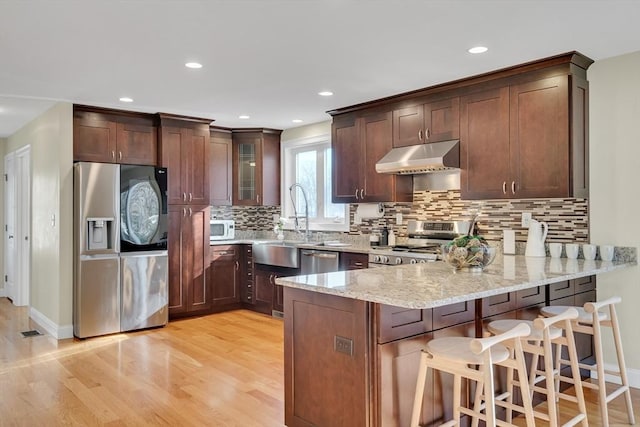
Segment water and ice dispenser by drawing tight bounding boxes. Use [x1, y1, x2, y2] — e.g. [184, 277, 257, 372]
[87, 217, 114, 251]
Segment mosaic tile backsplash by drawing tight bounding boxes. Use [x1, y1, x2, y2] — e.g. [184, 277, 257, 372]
[212, 190, 589, 244]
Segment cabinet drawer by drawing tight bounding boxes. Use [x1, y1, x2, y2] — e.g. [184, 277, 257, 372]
[516, 286, 546, 308]
[211, 245, 238, 262]
[548, 280, 574, 301]
[377, 305, 432, 344]
[340, 252, 369, 270]
[482, 292, 516, 318]
[573, 275, 596, 294]
[433, 301, 475, 330]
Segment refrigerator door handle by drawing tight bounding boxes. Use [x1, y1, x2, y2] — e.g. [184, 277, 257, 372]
[80, 254, 119, 261]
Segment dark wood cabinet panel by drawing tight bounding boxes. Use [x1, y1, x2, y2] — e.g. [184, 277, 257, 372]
[160, 124, 211, 205]
[460, 87, 511, 199]
[392, 98, 459, 148]
[548, 280, 575, 301]
[432, 300, 475, 330]
[482, 292, 516, 317]
[571, 75, 590, 199]
[73, 107, 157, 165]
[509, 76, 569, 198]
[339, 252, 368, 270]
[73, 117, 118, 163]
[574, 275, 596, 294]
[254, 268, 273, 315]
[168, 205, 211, 317]
[210, 129, 233, 206]
[210, 245, 241, 307]
[516, 285, 546, 308]
[232, 129, 281, 206]
[332, 112, 412, 203]
[274, 282, 284, 313]
[332, 114, 361, 203]
[377, 305, 432, 344]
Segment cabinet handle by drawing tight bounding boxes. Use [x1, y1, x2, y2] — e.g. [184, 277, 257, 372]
[183, 207, 187, 217]
[418, 129, 423, 141]
[425, 128, 430, 140]
[188, 208, 192, 216]
[353, 262, 363, 267]
[511, 181, 516, 194]
[502, 182, 507, 194]
[360, 189, 364, 199]
[235, 261, 239, 271]
[257, 194, 260, 204]
[118, 151, 122, 160]
[354, 189, 359, 200]
[189, 193, 193, 202]
[183, 192, 187, 202]
[111, 150, 115, 159]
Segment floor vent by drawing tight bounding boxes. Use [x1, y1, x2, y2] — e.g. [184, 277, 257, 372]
[21, 330, 43, 338]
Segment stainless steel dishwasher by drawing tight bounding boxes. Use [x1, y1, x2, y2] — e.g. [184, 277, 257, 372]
[300, 249, 340, 274]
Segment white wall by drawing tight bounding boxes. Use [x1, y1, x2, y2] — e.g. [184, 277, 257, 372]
[589, 50, 640, 378]
[5, 102, 73, 338]
[0, 138, 4, 295]
[281, 120, 331, 143]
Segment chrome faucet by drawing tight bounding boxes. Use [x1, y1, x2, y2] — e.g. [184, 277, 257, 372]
[289, 183, 310, 242]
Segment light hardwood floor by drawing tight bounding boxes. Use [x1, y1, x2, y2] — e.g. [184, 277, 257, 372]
[0, 298, 285, 426]
[1, 297, 638, 426]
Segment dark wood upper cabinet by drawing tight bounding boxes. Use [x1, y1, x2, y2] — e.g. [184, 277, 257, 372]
[330, 52, 593, 201]
[158, 114, 211, 206]
[73, 106, 157, 165]
[210, 128, 233, 206]
[231, 129, 281, 206]
[393, 97, 459, 147]
[460, 87, 511, 199]
[331, 111, 412, 203]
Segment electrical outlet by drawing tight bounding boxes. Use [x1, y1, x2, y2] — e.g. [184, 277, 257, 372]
[521, 212, 532, 228]
[334, 335, 353, 356]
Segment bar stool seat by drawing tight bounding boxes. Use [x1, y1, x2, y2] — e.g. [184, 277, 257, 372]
[411, 323, 536, 427]
[541, 305, 607, 323]
[541, 296, 635, 427]
[488, 319, 562, 341]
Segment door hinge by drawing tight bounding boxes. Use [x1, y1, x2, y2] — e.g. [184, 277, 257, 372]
[4, 275, 7, 282]
[4, 174, 7, 182]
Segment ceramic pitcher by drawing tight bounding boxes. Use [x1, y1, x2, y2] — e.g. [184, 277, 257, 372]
[525, 219, 548, 257]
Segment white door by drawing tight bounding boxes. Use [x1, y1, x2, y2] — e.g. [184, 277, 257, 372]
[15, 146, 31, 307]
[3, 153, 16, 302]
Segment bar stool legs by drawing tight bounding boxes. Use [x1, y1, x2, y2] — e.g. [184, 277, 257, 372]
[542, 296, 635, 426]
[411, 323, 535, 427]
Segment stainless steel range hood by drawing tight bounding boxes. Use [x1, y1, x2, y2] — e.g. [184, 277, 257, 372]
[375, 139, 460, 174]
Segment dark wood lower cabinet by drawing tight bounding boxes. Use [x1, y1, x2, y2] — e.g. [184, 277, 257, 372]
[254, 264, 299, 316]
[209, 245, 241, 310]
[284, 276, 596, 427]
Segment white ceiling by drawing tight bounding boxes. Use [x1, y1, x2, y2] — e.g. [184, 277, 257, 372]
[1, 0, 639, 138]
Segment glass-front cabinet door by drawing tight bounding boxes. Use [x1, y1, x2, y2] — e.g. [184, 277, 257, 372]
[232, 133, 263, 205]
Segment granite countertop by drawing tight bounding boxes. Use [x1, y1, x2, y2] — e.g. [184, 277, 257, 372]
[275, 256, 637, 309]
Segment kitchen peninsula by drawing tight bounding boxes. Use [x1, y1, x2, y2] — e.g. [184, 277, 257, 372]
[277, 254, 636, 427]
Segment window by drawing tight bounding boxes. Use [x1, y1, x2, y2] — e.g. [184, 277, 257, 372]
[281, 134, 348, 231]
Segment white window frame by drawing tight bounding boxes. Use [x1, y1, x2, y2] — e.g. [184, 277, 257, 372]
[281, 134, 349, 232]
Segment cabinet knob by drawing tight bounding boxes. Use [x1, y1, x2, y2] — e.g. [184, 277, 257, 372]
[511, 181, 516, 194]
[502, 182, 507, 194]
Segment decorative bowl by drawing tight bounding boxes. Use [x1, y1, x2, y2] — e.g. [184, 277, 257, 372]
[442, 236, 496, 272]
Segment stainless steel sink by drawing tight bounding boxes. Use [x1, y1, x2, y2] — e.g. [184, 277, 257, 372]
[252, 241, 302, 268]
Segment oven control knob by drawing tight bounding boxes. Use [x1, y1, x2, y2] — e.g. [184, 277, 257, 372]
[373, 255, 381, 263]
[419, 259, 426, 263]
[410, 259, 417, 264]
[395, 258, 403, 265]
[381, 256, 389, 263]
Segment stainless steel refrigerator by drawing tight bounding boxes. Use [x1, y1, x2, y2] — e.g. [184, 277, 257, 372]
[74, 162, 169, 338]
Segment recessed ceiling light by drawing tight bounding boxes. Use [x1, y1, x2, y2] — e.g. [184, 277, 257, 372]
[239, 115, 250, 119]
[292, 119, 303, 124]
[185, 62, 203, 69]
[468, 46, 488, 54]
[119, 97, 134, 103]
[318, 91, 334, 97]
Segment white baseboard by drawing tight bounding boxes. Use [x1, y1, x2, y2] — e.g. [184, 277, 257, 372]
[591, 362, 640, 389]
[0, 288, 6, 297]
[29, 307, 74, 340]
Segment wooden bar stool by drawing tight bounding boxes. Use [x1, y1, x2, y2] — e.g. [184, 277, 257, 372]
[541, 296, 635, 426]
[488, 308, 588, 426]
[410, 323, 535, 427]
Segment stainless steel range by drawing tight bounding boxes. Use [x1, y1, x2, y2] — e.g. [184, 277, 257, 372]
[368, 220, 471, 266]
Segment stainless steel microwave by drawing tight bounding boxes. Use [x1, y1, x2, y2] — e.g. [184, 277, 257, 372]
[210, 219, 235, 241]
